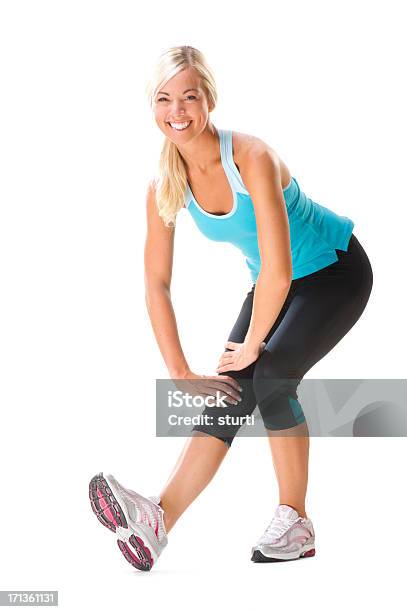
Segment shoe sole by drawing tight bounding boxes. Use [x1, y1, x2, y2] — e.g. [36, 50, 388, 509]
[89, 472, 154, 571]
[251, 546, 316, 563]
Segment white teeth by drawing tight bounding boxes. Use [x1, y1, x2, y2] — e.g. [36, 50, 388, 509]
[169, 121, 191, 131]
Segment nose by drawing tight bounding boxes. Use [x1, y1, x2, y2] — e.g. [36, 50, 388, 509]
[169, 99, 186, 115]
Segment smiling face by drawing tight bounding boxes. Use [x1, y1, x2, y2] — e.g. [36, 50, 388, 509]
[152, 66, 214, 142]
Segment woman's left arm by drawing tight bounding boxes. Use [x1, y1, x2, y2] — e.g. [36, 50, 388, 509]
[216, 140, 292, 373]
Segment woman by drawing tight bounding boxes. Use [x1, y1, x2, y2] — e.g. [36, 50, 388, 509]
[89, 45, 373, 571]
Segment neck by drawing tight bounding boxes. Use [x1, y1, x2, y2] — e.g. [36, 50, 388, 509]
[178, 124, 220, 175]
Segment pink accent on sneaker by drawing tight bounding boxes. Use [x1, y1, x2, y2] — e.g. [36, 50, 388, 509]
[96, 486, 117, 526]
[89, 475, 128, 533]
[251, 503, 316, 562]
[117, 538, 153, 571]
[88, 472, 168, 572]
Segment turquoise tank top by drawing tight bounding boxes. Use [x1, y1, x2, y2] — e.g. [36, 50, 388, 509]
[184, 128, 355, 283]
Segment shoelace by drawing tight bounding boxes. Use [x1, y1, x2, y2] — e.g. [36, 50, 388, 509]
[123, 491, 167, 541]
[259, 516, 302, 543]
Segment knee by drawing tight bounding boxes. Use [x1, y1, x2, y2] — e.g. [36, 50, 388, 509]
[252, 348, 295, 403]
[252, 349, 304, 430]
[191, 429, 234, 448]
[220, 348, 256, 382]
[190, 380, 257, 446]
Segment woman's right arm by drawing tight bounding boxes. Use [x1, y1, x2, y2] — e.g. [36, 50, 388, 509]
[144, 181, 242, 405]
[144, 180, 191, 379]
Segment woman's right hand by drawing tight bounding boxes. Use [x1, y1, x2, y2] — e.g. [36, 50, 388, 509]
[172, 370, 242, 406]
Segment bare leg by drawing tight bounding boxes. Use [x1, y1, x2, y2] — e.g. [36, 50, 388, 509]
[267, 421, 310, 518]
[158, 433, 229, 533]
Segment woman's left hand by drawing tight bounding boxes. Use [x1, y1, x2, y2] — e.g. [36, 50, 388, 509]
[216, 340, 266, 373]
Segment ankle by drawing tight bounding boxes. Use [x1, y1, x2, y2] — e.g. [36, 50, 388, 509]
[158, 501, 174, 534]
[280, 502, 307, 519]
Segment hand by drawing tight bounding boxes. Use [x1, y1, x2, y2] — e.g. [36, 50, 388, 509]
[171, 370, 243, 406]
[216, 341, 266, 373]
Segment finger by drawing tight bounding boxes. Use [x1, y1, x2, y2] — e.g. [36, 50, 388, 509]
[196, 383, 220, 396]
[216, 355, 232, 368]
[217, 360, 234, 369]
[197, 387, 238, 405]
[207, 376, 242, 394]
[217, 360, 234, 371]
[200, 380, 240, 399]
[218, 352, 232, 363]
[196, 380, 231, 395]
[217, 375, 243, 392]
[223, 349, 237, 358]
[217, 364, 236, 373]
[225, 341, 238, 348]
[222, 397, 239, 405]
[205, 380, 242, 401]
[192, 388, 211, 400]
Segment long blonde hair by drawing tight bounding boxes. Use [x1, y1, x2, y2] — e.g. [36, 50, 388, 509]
[145, 46, 218, 227]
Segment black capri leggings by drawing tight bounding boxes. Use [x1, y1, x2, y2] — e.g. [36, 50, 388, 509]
[191, 233, 373, 447]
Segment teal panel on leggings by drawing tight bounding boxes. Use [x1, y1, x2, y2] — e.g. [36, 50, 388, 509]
[184, 128, 355, 283]
[288, 396, 306, 425]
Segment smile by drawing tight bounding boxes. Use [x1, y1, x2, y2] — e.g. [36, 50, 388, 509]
[167, 121, 192, 131]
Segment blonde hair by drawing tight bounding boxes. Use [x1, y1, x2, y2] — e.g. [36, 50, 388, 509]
[145, 46, 218, 227]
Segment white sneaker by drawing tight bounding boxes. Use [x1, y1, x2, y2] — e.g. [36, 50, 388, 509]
[251, 504, 316, 562]
[89, 472, 168, 571]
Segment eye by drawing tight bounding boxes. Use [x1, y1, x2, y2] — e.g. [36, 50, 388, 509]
[156, 95, 197, 102]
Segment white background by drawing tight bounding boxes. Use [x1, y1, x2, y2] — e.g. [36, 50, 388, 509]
[0, 0, 406, 610]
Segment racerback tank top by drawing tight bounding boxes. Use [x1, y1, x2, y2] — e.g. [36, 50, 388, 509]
[184, 128, 355, 283]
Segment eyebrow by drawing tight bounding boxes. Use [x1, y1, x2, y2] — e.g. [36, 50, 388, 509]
[156, 88, 199, 96]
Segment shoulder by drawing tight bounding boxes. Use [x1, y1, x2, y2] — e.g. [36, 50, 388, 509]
[146, 177, 158, 195]
[145, 178, 159, 218]
[232, 131, 280, 179]
[232, 131, 278, 160]
[145, 178, 157, 209]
